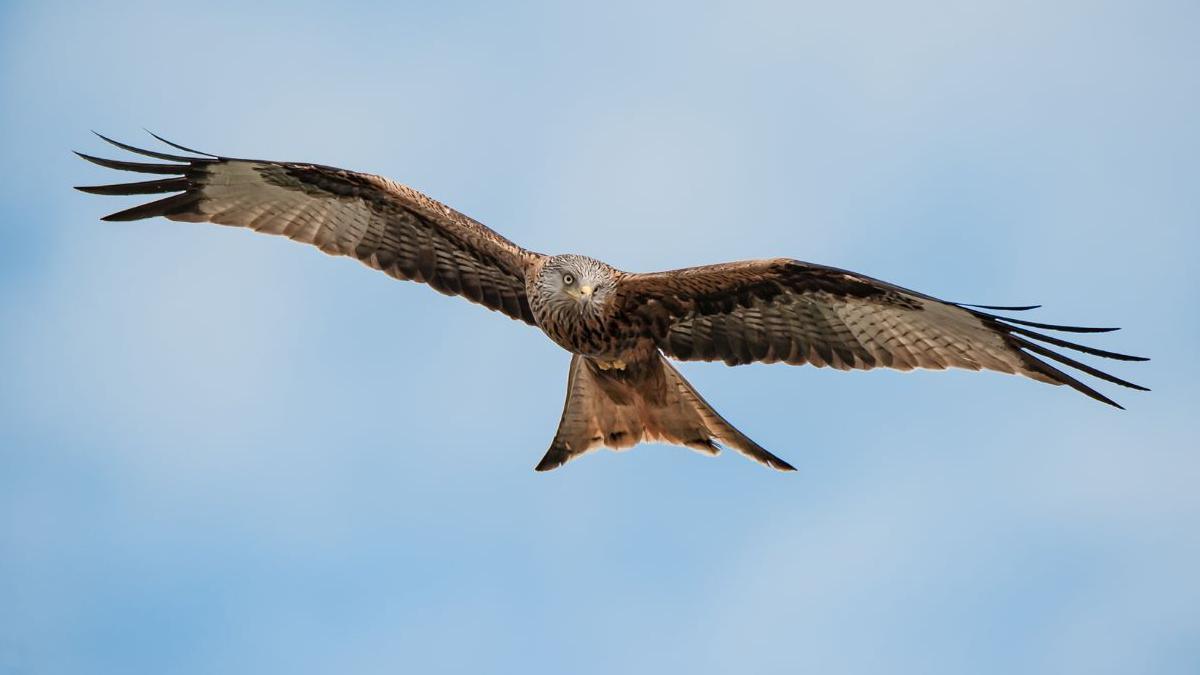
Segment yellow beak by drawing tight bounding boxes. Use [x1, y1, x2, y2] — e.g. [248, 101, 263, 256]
[579, 285, 593, 297]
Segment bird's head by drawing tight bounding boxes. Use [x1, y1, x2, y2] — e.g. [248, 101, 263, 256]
[537, 254, 618, 312]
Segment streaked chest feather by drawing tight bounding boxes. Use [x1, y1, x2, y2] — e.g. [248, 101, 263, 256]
[530, 300, 614, 355]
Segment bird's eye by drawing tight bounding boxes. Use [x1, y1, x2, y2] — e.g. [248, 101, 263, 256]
[562, 273, 575, 285]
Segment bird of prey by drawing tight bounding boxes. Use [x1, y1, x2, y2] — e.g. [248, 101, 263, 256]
[75, 133, 1147, 472]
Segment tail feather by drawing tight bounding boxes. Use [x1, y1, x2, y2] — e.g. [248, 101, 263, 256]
[659, 358, 796, 471]
[535, 354, 794, 472]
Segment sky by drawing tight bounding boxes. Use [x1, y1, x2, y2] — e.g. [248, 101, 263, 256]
[1, 0, 1197, 673]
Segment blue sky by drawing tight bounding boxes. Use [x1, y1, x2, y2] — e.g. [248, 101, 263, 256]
[1, 1, 1197, 673]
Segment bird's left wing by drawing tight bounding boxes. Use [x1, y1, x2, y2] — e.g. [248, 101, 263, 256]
[613, 258, 1147, 408]
[76, 133, 542, 324]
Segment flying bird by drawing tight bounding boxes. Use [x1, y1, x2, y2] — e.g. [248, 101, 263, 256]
[75, 133, 1147, 472]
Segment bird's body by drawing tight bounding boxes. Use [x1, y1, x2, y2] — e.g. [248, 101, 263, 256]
[76, 133, 1147, 472]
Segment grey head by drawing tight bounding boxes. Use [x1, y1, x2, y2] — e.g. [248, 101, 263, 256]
[535, 254, 619, 309]
[530, 254, 622, 352]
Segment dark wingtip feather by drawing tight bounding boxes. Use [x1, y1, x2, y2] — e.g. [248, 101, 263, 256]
[1013, 336, 1149, 393]
[1016, 351, 1128, 409]
[91, 131, 202, 163]
[144, 130, 219, 158]
[100, 192, 202, 222]
[75, 177, 189, 196]
[1007, 325, 1150, 362]
[999, 316, 1121, 333]
[957, 303, 1042, 311]
[75, 151, 187, 175]
[959, 304, 1121, 333]
[960, 304, 1148, 407]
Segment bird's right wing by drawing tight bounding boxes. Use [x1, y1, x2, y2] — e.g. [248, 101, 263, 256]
[76, 133, 542, 324]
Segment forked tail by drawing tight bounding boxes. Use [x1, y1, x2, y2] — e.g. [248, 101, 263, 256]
[535, 353, 795, 472]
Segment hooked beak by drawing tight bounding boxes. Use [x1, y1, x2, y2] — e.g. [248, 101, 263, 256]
[579, 284, 594, 298]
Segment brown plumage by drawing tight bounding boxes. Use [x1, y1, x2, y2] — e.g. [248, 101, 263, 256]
[75, 133, 1149, 472]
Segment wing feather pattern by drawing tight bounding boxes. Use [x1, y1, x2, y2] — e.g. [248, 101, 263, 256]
[615, 259, 1147, 408]
[75, 133, 542, 324]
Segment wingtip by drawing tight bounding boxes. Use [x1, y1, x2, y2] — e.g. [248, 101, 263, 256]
[143, 129, 218, 157]
[1102, 380, 1151, 404]
[74, 151, 108, 167]
[958, 302, 1043, 311]
[1090, 389, 1124, 409]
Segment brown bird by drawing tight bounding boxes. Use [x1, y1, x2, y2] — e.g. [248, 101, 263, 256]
[75, 133, 1148, 472]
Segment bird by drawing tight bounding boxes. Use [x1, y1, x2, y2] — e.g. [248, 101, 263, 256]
[75, 132, 1148, 472]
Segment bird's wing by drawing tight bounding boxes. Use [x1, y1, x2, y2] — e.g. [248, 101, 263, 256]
[76, 133, 542, 324]
[613, 258, 1147, 407]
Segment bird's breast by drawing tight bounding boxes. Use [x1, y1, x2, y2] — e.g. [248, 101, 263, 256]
[530, 301, 616, 357]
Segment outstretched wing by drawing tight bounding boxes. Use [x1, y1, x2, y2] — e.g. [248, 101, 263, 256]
[76, 133, 542, 324]
[614, 258, 1147, 408]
